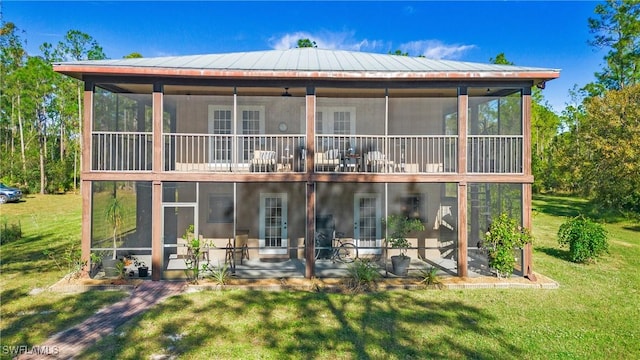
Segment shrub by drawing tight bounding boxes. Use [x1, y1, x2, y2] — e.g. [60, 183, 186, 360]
[43, 241, 87, 281]
[418, 267, 441, 288]
[205, 262, 231, 287]
[0, 218, 22, 244]
[558, 215, 608, 263]
[346, 259, 381, 292]
[483, 213, 533, 278]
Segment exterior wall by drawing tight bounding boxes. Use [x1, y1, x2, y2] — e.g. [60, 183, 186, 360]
[82, 81, 533, 280]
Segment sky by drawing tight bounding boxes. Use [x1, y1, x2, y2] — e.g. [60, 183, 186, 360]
[3, 1, 606, 113]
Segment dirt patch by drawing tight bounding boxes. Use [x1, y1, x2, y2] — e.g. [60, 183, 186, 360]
[47, 272, 558, 293]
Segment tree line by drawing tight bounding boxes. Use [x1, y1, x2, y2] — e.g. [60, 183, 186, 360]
[1, 0, 638, 214]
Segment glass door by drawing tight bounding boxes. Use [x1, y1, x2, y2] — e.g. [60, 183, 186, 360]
[162, 205, 196, 275]
[354, 193, 381, 254]
[259, 193, 288, 255]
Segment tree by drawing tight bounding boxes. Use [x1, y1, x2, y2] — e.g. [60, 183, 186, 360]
[48, 30, 107, 191]
[124, 52, 143, 58]
[296, 39, 317, 48]
[389, 49, 408, 56]
[588, 0, 640, 91]
[489, 52, 513, 65]
[579, 84, 640, 212]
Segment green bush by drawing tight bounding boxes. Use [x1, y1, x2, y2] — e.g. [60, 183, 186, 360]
[483, 213, 533, 278]
[558, 215, 608, 263]
[0, 218, 22, 244]
[346, 259, 381, 292]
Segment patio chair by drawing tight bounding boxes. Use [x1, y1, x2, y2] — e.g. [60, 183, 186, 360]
[365, 150, 394, 172]
[250, 150, 276, 172]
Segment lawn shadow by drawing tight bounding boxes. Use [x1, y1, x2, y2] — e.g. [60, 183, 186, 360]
[1, 290, 127, 348]
[537, 246, 573, 262]
[623, 225, 640, 232]
[533, 194, 629, 223]
[80, 289, 523, 359]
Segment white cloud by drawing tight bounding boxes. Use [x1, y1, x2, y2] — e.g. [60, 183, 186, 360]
[400, 40, 476, 60]
[269, 32, 474, 61]
[269, 31, 389, 52]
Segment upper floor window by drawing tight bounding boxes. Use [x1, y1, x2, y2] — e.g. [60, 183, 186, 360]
[315, 107, 356, 135]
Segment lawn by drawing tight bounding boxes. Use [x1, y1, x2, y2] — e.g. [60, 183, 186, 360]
[0, 193, 127, 358]
[1, 194, 639, 359]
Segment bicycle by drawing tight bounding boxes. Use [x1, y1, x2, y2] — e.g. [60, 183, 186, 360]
[314, 231, 358, 263]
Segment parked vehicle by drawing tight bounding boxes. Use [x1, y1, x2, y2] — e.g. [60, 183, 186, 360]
[0, 183, 22, 204]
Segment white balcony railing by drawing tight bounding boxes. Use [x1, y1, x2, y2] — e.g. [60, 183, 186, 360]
[92, 132, 153, 171]
[164, 134, 306, 172]
[315, 135, 458, 173]
[92, 132, 523, 175]
[467, 135, 523, 173]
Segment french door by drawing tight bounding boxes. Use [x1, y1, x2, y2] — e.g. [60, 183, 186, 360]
[354, 193, 382, 254]
[259, 193, 288, 255]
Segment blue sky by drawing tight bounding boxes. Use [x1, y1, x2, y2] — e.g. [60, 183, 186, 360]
[4, 1, 605, 113]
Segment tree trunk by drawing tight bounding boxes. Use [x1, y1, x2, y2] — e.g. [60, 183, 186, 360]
[17, 94, 27, 186]
[38, 108, 47, 194]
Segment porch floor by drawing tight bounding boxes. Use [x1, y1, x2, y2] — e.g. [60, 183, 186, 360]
[225, 256, 488, 279]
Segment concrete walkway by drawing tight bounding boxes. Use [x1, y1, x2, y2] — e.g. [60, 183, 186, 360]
[18, 281, 185, 360]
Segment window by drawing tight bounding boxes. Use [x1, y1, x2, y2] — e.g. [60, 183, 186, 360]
[333, 111, 351, 134]
[208, 105, 265, 163]
[316, 112, 323, 133]
[242, 110, 261, 134]
[212, 109, 232, 134]
[315, 107, 356, 135]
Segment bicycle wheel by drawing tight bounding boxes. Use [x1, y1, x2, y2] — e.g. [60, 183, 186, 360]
[314, 232, 326, 260]
[336, 243, 357, 263]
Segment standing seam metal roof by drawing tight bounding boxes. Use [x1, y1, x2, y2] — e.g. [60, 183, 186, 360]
[54, 47, 559, 74]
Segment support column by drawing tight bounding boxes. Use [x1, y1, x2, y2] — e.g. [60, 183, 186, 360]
[457, 182, 468, 277]
[523, 183, 535, 280]
[305, 86, 316, 279]
[522, 88, 536, 280]
[457, 87, 469, 277]
[81, 82, 94, 277]
[457, 87, 468, 175]
[306, 182, 316, 279]
[151, 180, 162, 281]
[151, 84, 163, 281]
[81, 180, 92, 277]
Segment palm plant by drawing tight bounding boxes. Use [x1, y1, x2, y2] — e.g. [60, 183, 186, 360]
[104, 195, 124, 260]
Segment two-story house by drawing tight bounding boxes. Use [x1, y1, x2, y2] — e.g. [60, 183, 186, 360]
[53, 48, 559, 281]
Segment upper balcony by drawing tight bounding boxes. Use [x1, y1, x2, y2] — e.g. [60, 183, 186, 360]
[90, 85, 525, 176]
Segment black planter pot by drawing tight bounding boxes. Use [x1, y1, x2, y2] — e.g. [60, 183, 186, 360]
[138, 266, 149, 277]
[391, 255, 411, 276]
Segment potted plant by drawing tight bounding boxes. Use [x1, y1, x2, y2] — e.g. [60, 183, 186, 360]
[102, 195, 124, 277]
[126, 255, 149, 277]
[483, 213, 533, 278]
[384, 214, 425, 276]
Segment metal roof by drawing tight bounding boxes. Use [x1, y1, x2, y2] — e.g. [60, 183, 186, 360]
[53, 48, 560, 82]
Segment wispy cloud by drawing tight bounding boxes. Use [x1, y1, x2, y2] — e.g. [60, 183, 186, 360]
[269, 31, 389, 52]
[403, 5, 416, 15]
[400, 40, 476, 60]
[269, 32, 474, 61]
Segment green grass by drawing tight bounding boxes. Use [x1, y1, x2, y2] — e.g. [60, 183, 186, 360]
[2, 194, 639, 359]
[0, 194, 127, 357]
